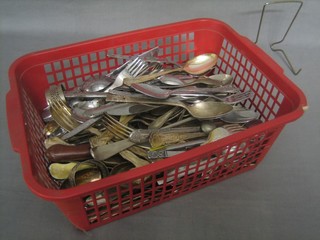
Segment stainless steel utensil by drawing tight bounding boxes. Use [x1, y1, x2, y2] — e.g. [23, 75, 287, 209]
[124, 53, 218, 86]
[104, 47, 160, 92]
[105, 57, 148, 92]
[220, 106, 259, 123]
[81, 75, 113, 92]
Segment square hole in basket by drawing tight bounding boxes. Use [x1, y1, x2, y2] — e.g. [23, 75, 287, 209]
[76, 77, 84, 86]
[173, 54, 180, 63]
[47, 74, 55, 84]
[100, 61, 107, 70]
[165, 47, 171, 54]
[133, 43, 139, 52]
[90, 53, 97, 62]
[109, 59, 115, 68]
[234, 61, 239, 71]
[56, 72, 64, 81]
[181, 43, 187, 52]
[67, 80, 75, 89]
[44, 64, 52, 73]
[157, 38, 163, 46]
[62, 60, 70, 69]
[181, 53, 187, 62]
[263, 91, 269, 102]
[231, 47, 237, 57]
[116, 47, 123, 55]
[188, 32, 194, 41]
[142, 42, 148, 50]
[83, 65, 90, 74]
[65, 69, 73, 79]
[81, 55, 89, 64]
[150, 40, 156, 48]
[91, 63, 98, 72]
[72, 57, 80, 66]
[99, 51, 106, 60]
[74, 67, 82, 76]
[53, 62, 61, 71]
[188, 42, 194, 51]
[174, 45, 179, 53]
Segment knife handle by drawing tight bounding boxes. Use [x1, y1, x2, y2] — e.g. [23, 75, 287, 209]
[46, 143, 91, 162]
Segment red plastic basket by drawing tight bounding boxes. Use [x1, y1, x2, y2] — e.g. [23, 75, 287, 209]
[6, 18, 307, 230]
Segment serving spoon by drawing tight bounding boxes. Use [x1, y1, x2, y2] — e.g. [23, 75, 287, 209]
[124, 53, 218, 86]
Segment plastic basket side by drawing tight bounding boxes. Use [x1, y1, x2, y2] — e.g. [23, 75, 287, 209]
[53, 123, 284, 231]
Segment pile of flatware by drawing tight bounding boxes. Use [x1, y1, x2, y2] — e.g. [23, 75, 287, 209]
[42, 46, 261, 189]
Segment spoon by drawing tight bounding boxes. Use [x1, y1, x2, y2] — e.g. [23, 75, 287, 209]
[159, 74, 233, 87]
[200, 120, 217, 133]
[66, 160, 109, 187]
[124, 53, 218, 86]
[49, 162, 93, 180]
[105, 94, 233, 120]
[220, 106, 259, 123]
[81, 75, 113, 92]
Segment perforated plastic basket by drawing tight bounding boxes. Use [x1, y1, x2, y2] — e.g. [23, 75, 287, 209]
[6, 18, 307, 230]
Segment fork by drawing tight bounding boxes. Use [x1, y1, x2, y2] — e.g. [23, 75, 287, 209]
[211, 90, 253, 104]
[104, 57, 149, 92]
[102, 115, 132, 140]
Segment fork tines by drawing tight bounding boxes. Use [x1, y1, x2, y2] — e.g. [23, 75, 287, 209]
[102, 115, 132, 139]
[126, 58, 149, 77]
[224, 90, 253, 104]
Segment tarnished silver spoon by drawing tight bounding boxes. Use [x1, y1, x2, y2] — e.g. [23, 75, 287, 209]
[220, 106, 259, 123]
[81, 75, 113, 92]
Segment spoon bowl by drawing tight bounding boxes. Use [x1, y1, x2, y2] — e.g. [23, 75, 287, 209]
[81, 75, 113, 92]
[220, 107, 259, 123]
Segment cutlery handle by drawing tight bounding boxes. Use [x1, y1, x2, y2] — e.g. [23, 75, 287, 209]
[171, 86, 238, 95]
[124, 67, 182, 86]
[149, 132, 207, 148]
[119, 150, 150, 168]
[91, 139, 136, 161]
[105, 94, 184, 109]
[148, 106, 179, 129]
[46, 144, 91, 162]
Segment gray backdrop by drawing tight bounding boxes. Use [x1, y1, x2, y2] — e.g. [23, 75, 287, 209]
[1, 0, 319, 239]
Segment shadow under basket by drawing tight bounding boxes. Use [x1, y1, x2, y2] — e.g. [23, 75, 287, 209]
[6, 18, 307, 231]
